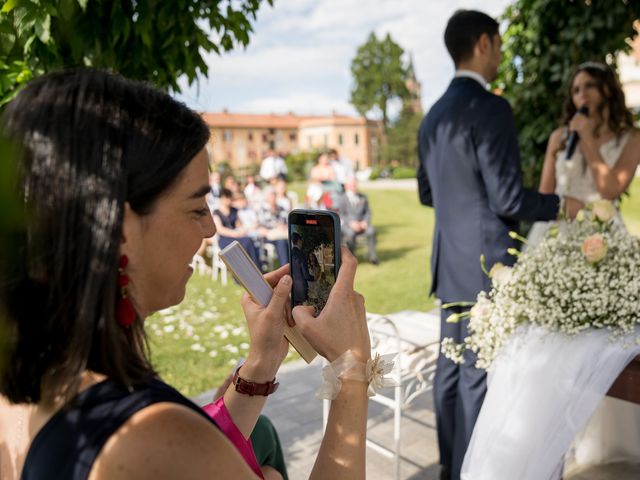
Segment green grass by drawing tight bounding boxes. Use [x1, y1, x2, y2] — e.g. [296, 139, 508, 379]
[148, 177, 640, 395]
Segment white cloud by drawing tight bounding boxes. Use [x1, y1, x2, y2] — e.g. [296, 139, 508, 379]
[175, 0, 512, 115]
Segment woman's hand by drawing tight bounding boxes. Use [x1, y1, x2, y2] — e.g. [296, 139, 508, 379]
[240, 264, 292, 381]
[293, 247, 371, 363]
[569, 109, 595, 145]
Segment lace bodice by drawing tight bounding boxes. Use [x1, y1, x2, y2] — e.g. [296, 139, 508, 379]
[554, 130, 632, 203]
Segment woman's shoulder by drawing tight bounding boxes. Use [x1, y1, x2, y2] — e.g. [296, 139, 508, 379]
[624, 126, 640, 143]
[90, 402, 255, 479]
[549, 127, 565, 146]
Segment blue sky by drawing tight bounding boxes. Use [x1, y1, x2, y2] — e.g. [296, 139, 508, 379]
[175, 0, 511, 117]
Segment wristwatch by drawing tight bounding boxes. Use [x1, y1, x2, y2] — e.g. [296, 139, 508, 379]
[233, 365, 279, 396]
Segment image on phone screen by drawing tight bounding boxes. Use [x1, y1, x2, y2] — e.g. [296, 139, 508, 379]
[290, 217, 338, 313]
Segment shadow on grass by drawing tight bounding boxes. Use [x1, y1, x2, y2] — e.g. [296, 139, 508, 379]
[351, 245, 415, 264]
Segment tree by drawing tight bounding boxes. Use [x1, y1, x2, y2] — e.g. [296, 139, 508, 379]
[0, 0, 272, 105]
[382, 103, 422, 167]
[497, 0, 640, 187]
[350, 32, 409, 131]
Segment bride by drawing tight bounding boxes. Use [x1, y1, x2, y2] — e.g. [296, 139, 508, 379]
[531, 61, 640, 472]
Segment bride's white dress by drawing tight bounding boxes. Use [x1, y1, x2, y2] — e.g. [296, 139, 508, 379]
[527, 131, 631, 245]
[461, 132, 640, 479]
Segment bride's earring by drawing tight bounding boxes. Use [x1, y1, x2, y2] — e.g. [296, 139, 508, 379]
[117, 254, 136, 327]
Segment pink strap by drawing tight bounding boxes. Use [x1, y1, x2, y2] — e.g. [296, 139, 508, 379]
[202, 397, 264, 479]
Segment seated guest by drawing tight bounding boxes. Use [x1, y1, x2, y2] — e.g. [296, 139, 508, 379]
[0, 68, 371, 480]
[274, 177, 295, 212]
[233, 192, 260, 239]
[340, 178, 379, 265]
[309, 152, 336, 183]
[213, 188, 260, 264]
[257, 189, 289, 266]
[244, 174, 263, 208]
[328, 148, 354, 186]
[207, 170, 222, 211]
[224, 175, 241, 196]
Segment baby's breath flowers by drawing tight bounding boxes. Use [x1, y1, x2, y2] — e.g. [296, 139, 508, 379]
[442, 200, 640, 369]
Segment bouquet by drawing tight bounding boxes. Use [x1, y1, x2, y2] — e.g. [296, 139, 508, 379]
[442, 200, 640, 370]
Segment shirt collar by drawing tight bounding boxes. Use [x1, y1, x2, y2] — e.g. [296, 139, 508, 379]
[455, 70, 488, 89]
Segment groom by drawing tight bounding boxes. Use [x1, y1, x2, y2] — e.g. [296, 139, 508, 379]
[417, 10, 564, 480]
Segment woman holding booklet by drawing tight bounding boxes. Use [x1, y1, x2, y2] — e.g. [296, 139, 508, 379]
[0, 69, 371, 480]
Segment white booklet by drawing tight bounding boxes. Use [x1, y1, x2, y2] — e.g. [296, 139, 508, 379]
[219, 241, 318, 363]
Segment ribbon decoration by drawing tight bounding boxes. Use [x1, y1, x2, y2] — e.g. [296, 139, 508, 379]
[316, 350, 398, 400]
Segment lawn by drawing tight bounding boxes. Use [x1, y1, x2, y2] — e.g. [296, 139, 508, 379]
[147, 177, 640, 396]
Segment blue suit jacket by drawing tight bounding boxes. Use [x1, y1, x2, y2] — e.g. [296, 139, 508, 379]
[417, 77, 559, 303]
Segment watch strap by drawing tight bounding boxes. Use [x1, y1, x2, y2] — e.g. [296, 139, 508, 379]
[233, 366, 279, 396]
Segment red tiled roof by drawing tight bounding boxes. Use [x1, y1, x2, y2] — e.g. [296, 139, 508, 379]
[200, 111, 366, 129]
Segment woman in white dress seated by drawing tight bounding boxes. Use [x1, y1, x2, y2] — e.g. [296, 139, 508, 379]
[533, 61, 640, 471]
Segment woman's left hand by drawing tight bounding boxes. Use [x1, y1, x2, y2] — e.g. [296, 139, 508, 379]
[569, 110, 593, 142]
[240, 264, 292, 381]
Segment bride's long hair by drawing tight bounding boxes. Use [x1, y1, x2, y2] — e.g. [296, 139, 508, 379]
[562, 62, 634, 142]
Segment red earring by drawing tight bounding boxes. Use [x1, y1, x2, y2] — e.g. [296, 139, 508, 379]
[117, 254, 136, 327]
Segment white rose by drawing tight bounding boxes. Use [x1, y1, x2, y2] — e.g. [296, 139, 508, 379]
[489, 263, 513, 287]
[470, 293, 493, 322]
[591, 199, 616, 223]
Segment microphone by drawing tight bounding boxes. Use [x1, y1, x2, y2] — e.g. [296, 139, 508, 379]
[565, 106, 589, 160]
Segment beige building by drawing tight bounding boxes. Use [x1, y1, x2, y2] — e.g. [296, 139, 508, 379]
[201, 110, 382, 171]
[619, 30, 640, 112]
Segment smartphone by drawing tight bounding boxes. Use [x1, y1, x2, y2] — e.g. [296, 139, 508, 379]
[288, 209, 341, 313]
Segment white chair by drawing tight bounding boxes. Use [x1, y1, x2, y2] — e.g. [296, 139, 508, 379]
[206, 235, 228, 286]
[322, 313, 439, 480]
[191, 253, 210, 276]
[259, 240, 277, 272]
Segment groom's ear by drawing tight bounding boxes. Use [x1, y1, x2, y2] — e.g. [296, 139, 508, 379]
[475, 33, 491, 56]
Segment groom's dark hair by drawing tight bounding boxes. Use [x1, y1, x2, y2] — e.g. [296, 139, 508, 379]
[444, 10, 499, 66]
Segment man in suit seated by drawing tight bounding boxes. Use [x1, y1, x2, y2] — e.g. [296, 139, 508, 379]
[340, 178, 379, 265]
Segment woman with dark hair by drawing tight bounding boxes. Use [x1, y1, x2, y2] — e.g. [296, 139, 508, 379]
[212, 187, 260, 265]
[539, 62, 640, 209]
[531, 62, 640, 468]
[0, 69, 371, 480]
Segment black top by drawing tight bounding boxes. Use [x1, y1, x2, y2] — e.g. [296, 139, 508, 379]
[214, 207, 239, 229]
[21, 377, 219, 480]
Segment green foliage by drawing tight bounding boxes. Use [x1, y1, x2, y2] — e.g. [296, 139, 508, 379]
[391, 166, 416, 179]
[285, 150, 318, 182]
[0, 136, 24, 373]
[382, 104, 422, 166]
[350, 32, 409, 129]
[497, 0, 640, 187]
[0, 0, 272, 105]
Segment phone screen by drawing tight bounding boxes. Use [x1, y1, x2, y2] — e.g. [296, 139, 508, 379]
[289, 210, 340, 313]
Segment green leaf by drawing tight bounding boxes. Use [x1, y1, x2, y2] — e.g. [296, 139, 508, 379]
[1, 0, 19, 14]
[34, 13, 50, 43]
[76, 0, 88, 12]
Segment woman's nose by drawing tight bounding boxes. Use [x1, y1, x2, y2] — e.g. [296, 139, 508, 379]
[204, 213, 216, 238]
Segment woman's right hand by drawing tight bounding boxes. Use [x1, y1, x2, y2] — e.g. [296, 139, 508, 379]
[293, 247, 371, 363]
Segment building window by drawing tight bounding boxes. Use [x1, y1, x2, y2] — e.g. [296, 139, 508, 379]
[338, 134, 343, 145]
[308, 137, 312, 148]
[262, 133, 268, 143]
[323, 134, 328, 147]
[223, 130, 232, 142]
[354, 133, 359, 145]
[289, 133, 297, 141]
[248, 132, 253, 141]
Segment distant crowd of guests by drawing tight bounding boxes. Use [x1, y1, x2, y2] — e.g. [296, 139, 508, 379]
[202, 147, 379, 272]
